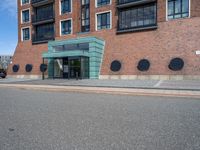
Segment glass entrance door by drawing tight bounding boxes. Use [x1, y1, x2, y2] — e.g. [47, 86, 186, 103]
[69, 57, 81, 79]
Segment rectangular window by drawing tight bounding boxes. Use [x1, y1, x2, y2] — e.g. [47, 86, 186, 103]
[22, 0, 29, 5]
[61, 0, 71, 14]
[61, 20, 72, 35]
[81, 0, 90, 32]
[22, 28, 30, 41]
[118, 3, 157, 31]
[22, 9, 30, 23]
[97, 0, 111, 7]
[168, 0, 189, 20]
[97, 12, 111, 30]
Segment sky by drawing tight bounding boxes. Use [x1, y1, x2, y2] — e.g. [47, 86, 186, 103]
[0, 0, 17, 55]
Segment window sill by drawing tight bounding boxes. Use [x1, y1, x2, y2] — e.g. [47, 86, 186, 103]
[96, 28, 112, 31]
[77, 31, 90, 35]
[166, 16, 190, 22]
[117, 25, 157, 34]
[60, 12, 72, 15]
[96, 3, 111, 8]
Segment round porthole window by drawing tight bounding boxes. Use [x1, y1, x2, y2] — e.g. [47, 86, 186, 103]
[13, 64, 19, 73]
[25, 64, 33, 72]
[40, 64, 47, 72]
[137, 59, 150, 71]
[110, 60, 121, 72]
[168, 58, 184, 71]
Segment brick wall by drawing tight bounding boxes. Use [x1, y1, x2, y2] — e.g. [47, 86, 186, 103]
[8, 0, 200, 77]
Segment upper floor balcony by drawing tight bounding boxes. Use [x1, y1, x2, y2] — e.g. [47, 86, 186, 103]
[31, 0, 54, 7]
[32, 13, 55, 25]
[117, 0, 156, 8]
[32, 33, 55, 44]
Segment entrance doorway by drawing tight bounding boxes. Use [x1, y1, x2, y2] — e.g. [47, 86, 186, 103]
[69, 57, 81, 79]
[53, 56, 89, 79]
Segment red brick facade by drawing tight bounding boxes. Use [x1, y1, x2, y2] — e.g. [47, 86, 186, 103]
[8, 0, 200, 79]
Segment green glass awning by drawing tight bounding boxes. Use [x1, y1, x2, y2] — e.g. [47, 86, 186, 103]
[42, 36, 105, 79]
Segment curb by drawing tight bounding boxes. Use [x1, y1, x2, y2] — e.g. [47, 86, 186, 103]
[0, 84, 200, 98]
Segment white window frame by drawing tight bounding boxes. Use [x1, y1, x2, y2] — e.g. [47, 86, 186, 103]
[166, 0, 191, 21]
[60, 18, 73, 36]
[95, 0, 112, 8]
[59, 0, 72, 15]
[21, 0, 30, 6]
[95, 10, 112, 31]
[21, 8, 31, 24]
[21, 26, 31, 42]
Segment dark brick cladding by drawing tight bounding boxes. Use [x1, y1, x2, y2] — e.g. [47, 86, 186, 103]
[8, 0, 200, 76]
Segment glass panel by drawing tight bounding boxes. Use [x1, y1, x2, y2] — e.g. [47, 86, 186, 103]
[61, 0, 71, 14]
[23, 28, 30, 40]
[69, 58, 81, 79]
[182, 0, 189, 14]
[97, 0, 110, 7]
[175, 0, 181, 14]
[22, 10, 29, 22]
[53, 43, 89, 52]
[168, 0, 189, 20]
[54, 59, 63, 78]
[81, 57, 89, 79]
[61, 20, 72, 35]
[97, 12, 111, 30]
[168, 1, 174, 15]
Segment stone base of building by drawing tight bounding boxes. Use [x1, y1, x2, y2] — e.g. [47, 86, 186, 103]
[6, 75, 200, 80]
[99, 75, 200, 80]
[7, 75, 43, 79]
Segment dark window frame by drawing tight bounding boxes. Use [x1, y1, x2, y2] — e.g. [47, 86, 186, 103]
[22, 0, 29, 5]
[22, 28, 30, 41]
[61, 19, 72, 35]
[81, 0, 90, 32]
[61, 0, 71, 14]
[97, 12, 111, 30]
[22, 9, 30, 23]
[167, 0, 189, 20]
[117, 2, 157, 32]
[97, 0, 111, 7]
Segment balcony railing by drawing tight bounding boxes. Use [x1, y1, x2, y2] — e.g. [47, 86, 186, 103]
[32, 0, 47, 4]
[117, 0, 156, 8]
[117, 19, 157, 34]
[118, 0, 142, 5]
[32, 33, 54, 44]
[31, 0, 54, 7]
[32, 13, 54, 25]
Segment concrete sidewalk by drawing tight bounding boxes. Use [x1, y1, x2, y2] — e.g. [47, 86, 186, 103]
[0, 83, 200, 98]
[1, 78, 200, 91]
[0, 78, 200, 98]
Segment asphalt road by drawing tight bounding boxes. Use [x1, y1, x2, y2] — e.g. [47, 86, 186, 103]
[0, 87, 200, 150]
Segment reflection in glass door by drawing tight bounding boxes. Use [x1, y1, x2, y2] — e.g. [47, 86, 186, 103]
[52, 57, 89, 79]
[53, 59, 63, 78]
[69, 57, 81, 79]
[81, 57, 89, 79]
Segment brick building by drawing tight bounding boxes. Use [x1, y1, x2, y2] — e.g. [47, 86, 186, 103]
[8, 0, 200, 80]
